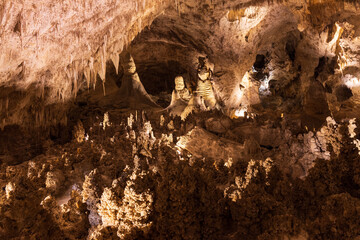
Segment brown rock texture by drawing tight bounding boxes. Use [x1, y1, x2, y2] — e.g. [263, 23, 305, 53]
[0, 0, 360, 239]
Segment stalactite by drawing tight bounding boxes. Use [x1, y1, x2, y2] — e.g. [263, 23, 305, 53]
[64, 66, 74, 98]
[73, 61, 79, 98]
[111, 53, 120, 75]
[35, 31, 39, 58]
[99, 36, 107, 83]
[84, 66, 91, 89]
[93, 60, 101, 90]
[99, 53, 106, 82]
[124, 35, 128, 51]
[89, 57, 94, 73]
[102, 81, 106, 96]
[89, 57, 96, 89]
[65, 66, 71, 81]
[116, 39, 124, 57]
[94, 69, 98, 90]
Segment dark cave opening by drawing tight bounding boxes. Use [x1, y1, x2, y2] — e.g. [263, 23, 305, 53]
[252, 54, 269, 82]
[253, 54, 267, 71]
[0, 125, 45, 165]
[136, 60, 188, 96]
[335, 84, 353, 102]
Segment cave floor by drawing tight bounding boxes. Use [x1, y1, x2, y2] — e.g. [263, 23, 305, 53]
[1, 104, 360, 239]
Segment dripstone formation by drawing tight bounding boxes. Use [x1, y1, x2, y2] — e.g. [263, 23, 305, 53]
[1, 0, 360, 239]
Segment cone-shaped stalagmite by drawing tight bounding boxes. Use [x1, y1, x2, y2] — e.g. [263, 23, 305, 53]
[118, 52, 160, 109]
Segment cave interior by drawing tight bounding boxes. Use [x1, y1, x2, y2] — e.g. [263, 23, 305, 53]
[1, 0, 360, 239]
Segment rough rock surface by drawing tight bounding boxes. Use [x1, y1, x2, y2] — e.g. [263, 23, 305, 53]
[176, 126, 245, 162]
[0, 109, 359, 239]
[1, 0, 360, 239]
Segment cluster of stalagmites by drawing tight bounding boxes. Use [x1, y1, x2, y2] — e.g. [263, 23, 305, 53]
[167, 56, 219, 120]
[90, 167, 153, 239]
[0, 48, 360, 239]
[1, 107, 360, 239]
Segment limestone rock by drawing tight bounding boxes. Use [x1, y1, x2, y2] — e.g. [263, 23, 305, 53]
[45, 170, 65, 193]
[176, 127, 245, 162]
[205, 116, 232, 134]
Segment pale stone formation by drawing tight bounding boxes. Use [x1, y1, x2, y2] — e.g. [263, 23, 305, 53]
[45, 170, 65, 193]
[102, 112, 110, 130]
[96, 167, 153, 239]
[116, 171, 153, 239]
[348, 118, 360, 155]
[73, 121, 85, 143]
[5, 182, 15, 199]
[98, 187, 120, 227]
[179, 57, 218, 120]
[137, 121, 156, 158]
[118, 53, 160, 108]
[167, 75, 191, 117]
[176, 127, 245, 162]
[159, 133, 173, 146]
[174, 76, 191, 102]
[82, 169, 102, 227]
[205, 116, 232, 134]
[224, 158, 273, 201]
[125, 111, 157, 158]
[180, 97, 198, 120]
[167, 120, 174, 130]
[195, 57, 217, 109]
[160, 115, 165, 127]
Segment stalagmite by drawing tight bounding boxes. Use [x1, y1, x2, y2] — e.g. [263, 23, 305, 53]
[117, 52, 160, 108]
[195, 57, 217, 109]
[177, 57, 218, 120]
[167, 76, 191, 117]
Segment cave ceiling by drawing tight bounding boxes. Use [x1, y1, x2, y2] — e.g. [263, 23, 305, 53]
[0, 0, 359, 129]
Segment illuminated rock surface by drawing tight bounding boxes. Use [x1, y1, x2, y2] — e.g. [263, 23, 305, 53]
[1, 0, 360, 239]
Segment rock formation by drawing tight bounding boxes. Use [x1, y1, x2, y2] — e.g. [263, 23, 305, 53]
[167, 75, 191, 117]
[1, 0, 360, 239]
